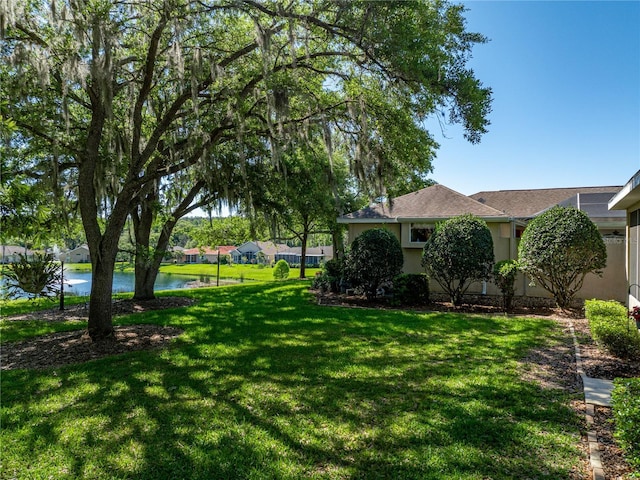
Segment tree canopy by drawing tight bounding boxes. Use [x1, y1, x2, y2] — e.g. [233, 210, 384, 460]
[1, 0, 492, 340]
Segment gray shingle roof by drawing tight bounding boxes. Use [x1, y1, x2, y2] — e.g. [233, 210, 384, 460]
[341, 185, 508, 221]
[469, 186, 622, 218]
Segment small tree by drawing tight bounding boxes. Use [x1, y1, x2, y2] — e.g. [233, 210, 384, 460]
[273, 260, 290, 281]
[422, 215, 494, 306]
[493, 260, 519, 312]
[344, 228, 404, 299]
[518, 206, 606, 309]
[2, 253, 61, 300]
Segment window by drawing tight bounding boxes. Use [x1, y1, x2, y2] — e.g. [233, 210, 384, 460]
[410, 224, 435, 243]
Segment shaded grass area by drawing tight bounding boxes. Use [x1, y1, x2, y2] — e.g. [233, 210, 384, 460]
[1, 282, 583, 479]
[0, 295, 91, 319]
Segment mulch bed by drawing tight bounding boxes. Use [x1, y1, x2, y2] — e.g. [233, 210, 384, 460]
[1, 297, 192, 370]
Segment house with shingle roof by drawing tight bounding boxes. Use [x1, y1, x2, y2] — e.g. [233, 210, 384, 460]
[339, 183, 626, 302]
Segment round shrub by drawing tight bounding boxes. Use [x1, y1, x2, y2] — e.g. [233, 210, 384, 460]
[273, 259, 290, 280]
[421, 214, 494, 306]
[518, 206, 606, 309]
[344, 228, 404, 299]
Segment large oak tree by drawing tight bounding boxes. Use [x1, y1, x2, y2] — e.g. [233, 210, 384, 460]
[1, 0, 491, 341]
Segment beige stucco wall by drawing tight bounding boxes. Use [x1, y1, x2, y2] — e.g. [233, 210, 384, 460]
[347, 220, 627, 303]
[518, 239, 627, 303]
[348, 221, 514, 297]
[348, 223, 401, 244]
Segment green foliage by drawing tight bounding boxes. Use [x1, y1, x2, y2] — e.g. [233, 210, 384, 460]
[344, 228, 404, 299]
[1, 253, 62, 300]
[312, 258, 344, 293]
[518, 206, 607, 309]
[392, 273, 429, 306]
[422, 215, 494, 306]
[493, 260, 519, 312]
[612, 378, 640, 470]
[585, 299, 640, 359]
[272, 259, 290, 281]
[3, 0, 493, 332]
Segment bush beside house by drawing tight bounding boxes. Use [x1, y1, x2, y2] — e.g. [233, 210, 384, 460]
[344, 228, 404, 299]
[422, 214, 494, 306]
[519, 206, 607, 309]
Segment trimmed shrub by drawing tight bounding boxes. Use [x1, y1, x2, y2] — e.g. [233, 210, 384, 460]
[518, 206, 606, 309]
[612, 378, 640, 470]
[344, 228, 404, 299]
[312, 258, 343, 293]
[421, 214, 494, 306]
[585, 299, 640, 359]
[493, 260, 518, 312]
[392, 273, 429, 306]
[272, 259, 290, 280]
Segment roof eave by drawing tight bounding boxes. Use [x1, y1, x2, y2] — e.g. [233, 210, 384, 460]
[609, 171, 640, 210]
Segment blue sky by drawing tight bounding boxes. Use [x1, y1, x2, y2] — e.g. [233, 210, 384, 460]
[427, 0, 640, 195]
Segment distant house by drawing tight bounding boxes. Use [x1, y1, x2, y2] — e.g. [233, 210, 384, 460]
[339, 184, 625, 302]
[231, 241, 289, 264]
[608, 170, 640, 308]
[165, 246, 185, 263]
[274, 246, 333, 267]
[183, 247, 217, 264]
[63, 245, 91, 263]
[0, 245, 34, 264]
[183, 245, 236, 264]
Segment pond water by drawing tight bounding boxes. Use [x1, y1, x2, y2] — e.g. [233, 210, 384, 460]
[61, 270, 204, 297]
[1, 269, 245, 299]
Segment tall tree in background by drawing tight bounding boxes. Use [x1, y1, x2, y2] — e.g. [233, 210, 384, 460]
[1, 0, 491, 341]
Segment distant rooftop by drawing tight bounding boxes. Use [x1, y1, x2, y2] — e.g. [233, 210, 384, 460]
[340, 185, 507, 222]
[469, 186, 622, 218]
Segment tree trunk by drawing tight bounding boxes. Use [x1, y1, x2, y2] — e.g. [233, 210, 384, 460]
[77, 97, 126, 342]
[132, 180, 206, 299]
[88, 256, 116, 341]
[132, 187, 158, 300]
[300, 227, 309, 279]
[332, 224, 345, 261]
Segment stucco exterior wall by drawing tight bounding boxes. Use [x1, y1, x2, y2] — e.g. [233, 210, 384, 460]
[348, 221, 513, 297]
[348, 221, 627, 303]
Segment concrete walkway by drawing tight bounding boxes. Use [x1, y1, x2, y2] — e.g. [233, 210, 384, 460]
[582, 375, 614, 407]
[569, 323, 615, 480]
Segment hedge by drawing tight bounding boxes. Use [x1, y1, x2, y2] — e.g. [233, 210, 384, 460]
[584, 299, 640, 359]
[612, 378, 640, 470]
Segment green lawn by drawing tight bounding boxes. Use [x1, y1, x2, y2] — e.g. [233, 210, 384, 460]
[158, 263, 321, 281]
[0, 282, 584, 479]
[65, 262, 321, 282]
